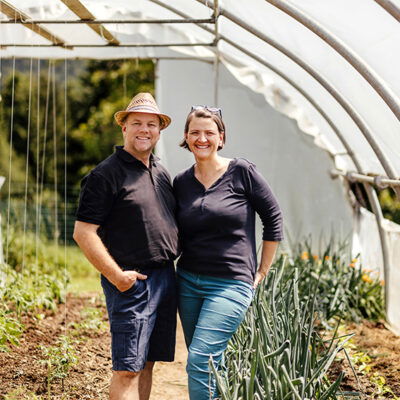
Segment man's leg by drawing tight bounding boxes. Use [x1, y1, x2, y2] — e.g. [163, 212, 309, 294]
[109, 363, 154, 400]
[139, 361, 155, 400]
[110, 370, 141, 400]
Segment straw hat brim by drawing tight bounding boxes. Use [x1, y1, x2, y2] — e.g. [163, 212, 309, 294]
[114, 110, 171, 130]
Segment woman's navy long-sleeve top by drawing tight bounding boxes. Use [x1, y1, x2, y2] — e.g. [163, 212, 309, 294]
[173, 158, 283, 285]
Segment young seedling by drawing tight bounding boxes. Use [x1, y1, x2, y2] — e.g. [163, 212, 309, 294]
[39, 335, 78, 398]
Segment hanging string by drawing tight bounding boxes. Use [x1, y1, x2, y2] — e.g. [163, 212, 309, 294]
[38, 61, 52, 239]
[35, 59, 41, 267]
[5, 8, 18, 267]
[5, 56, 16, 266]
[123, 58, 127, 103]
[63, 56, 69, 334]
[22, 58, 34, 271]
[52, 62, 58, 250]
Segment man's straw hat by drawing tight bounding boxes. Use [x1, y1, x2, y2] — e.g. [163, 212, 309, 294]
[114, 92, 171, 129]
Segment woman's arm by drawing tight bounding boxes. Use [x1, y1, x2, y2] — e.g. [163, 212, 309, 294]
[254, 240, 279, 288]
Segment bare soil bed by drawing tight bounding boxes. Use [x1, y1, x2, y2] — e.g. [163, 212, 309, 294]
[0, 293, 399, 399]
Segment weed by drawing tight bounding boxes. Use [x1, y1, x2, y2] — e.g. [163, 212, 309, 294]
[0, 309, 23, 351]
[39, 335, 78, 397]
[69, 306, 107, 336]
[4, 387, 43, 399]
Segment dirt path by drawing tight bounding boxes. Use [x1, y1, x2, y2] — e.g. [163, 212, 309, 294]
[151, 323, 188, 400]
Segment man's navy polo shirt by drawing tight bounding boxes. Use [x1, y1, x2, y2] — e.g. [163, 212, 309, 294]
[76, 146, 179, 268]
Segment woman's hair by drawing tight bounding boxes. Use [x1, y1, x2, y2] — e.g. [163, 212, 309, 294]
[180, 108, 226, 151]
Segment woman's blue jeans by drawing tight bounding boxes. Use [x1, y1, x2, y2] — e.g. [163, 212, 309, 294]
[177, 268, 254, 400]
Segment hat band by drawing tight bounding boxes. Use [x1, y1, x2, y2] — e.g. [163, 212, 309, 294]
[127, 105, 160, 114]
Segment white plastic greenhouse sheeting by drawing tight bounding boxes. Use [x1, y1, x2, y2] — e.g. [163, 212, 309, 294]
[352, 206, 400, 335]
[1, 0, 400, 176]
[1, 1, 400, 329]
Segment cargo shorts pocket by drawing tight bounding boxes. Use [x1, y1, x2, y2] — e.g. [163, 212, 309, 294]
[111, 320, 145, 359]
[120, 279, 143, 296]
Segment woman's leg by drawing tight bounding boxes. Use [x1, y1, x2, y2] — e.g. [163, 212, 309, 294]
[186, 278, 253, 400]
[177, 269, 204, 348]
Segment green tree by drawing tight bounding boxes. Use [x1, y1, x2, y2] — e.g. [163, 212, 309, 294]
[67, 59, 155, 183]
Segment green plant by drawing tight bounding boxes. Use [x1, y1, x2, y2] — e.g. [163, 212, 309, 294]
[0, 229, 70, 316]
[69, 306, 107, 336]
[291, 243, 385, 323]
[370, 373, 400, 399]
[4, 387, 43, 399]
[1, 263, 66, 316]
[0, 308, 24, 351]
[39, 335, 78, 397]
[212, 257, 350, 399]
[379, 188, 400, 225]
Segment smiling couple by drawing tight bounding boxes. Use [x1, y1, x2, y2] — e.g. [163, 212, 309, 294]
[74, 93, 283, 400]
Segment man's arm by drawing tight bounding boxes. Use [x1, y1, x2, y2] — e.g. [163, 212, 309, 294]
[73, 221, 147, 292]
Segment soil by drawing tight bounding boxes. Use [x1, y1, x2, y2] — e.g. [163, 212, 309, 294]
[331, 321, 400, 399]
[0, 293, 399, 399]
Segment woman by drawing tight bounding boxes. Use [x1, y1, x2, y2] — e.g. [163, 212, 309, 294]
[173, 106, 283, 399]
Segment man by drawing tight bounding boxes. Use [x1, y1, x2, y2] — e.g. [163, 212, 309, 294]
[73, 93, 179, 400]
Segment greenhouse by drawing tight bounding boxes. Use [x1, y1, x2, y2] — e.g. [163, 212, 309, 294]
[0, 0, 400, 398]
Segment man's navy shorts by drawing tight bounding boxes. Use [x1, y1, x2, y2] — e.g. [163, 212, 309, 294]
[101, 262, 177, 372]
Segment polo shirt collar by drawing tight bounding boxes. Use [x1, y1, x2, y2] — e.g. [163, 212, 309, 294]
[115, 146, 160, 167]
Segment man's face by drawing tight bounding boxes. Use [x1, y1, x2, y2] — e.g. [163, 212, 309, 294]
[122, 112, 161, 157]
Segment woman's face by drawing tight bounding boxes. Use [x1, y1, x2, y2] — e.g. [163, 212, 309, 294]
[185, 116, 224, 160]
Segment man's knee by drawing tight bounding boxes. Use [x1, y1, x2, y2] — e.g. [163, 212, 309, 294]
[113, 370, 141, 382]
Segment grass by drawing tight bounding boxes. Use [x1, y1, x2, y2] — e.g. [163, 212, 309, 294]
[65, 245, 101, 293]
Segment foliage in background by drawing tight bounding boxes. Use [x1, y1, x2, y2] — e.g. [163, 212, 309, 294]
[0, 59, 155, 243]
[379, 188, 400, 225]
[0, 58, 154, 188]
[292, 243, 385, 324]
[0, 61, 68, 188]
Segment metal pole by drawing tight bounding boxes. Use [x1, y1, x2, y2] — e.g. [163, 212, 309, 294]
[0, 42, 215, 48]
[196, 0, 400, 200]
[265, 0, 400, 122]
[364, 185, 391, 318]
[331, 169, 400, 188]
[0, 176, 5, 265]
[374, 0, 400, 22]
[0, 18, 215, 24]
[1, 54, 215, 62]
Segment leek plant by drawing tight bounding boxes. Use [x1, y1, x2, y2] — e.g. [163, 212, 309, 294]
[293, 244, 385, 323]
[212, 257, 351, 399]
